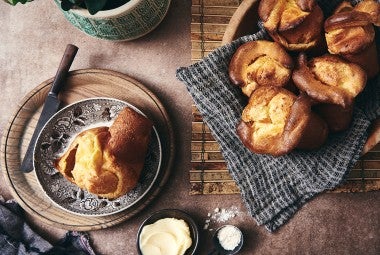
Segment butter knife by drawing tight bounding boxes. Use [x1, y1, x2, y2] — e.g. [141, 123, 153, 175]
[20, 44, 78, 173]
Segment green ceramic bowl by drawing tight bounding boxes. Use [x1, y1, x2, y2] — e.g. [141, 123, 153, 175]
[54, 0, 171, 41]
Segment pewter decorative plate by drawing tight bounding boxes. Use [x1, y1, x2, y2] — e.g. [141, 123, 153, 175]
[33, 98, 162, 216]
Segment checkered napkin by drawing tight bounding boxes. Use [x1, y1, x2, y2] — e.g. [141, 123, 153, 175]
[176, 0, 380, 232]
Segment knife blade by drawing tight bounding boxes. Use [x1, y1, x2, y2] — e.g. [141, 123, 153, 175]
[20, 44, 78, 173]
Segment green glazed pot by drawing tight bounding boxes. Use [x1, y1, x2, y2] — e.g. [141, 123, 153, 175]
[54, 0, 171, 41]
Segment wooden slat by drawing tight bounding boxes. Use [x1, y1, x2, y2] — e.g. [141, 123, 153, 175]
[191, 0, 243, 7]
[190, 169, 380, 182]
[192, 161, 228, 170]
[191, 41, 223, 50]
[191, 7, 239, 16]
[332, 179, 380, 193]
[191, 33, 224, 42]
[192, 15, 233, 24]
[191, 132, 216, 141]
[190, 170, 234, 181]
[189, 0, 380, 195]
[191, 23, 228, 34]
[192, 122, 211, 133]
[191, 141, 221, 152]
[192, 151, 224, 161]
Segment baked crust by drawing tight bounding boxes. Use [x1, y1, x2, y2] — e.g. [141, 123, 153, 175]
[55, 107, 153, 199]
[325, 10, 375, 54]
[229, 40, 293, 97]
[236, 86, 327, 156]
[292, 53, 367, 108]
[314, 103, 354, 132]
[355, 0, 380, 26]
[325, 7, 379, 78]
[258, 0, 324, 51]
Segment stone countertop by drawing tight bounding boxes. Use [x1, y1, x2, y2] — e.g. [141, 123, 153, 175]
[1, 1, 379, 254]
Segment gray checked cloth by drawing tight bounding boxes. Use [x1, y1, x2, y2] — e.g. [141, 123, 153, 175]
[176, 0, 380, 232]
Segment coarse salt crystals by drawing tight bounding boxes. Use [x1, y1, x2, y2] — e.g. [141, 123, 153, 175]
[217, 225, 242, 251]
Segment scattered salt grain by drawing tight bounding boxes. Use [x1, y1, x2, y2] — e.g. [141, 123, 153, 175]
[212, 206, 239, 223]
[203, 206, 241, 230]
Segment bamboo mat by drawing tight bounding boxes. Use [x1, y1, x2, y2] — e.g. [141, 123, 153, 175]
[190, 0, 380, 195]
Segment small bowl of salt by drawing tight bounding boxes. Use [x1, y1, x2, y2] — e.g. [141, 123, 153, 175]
[210, 225, 243, 255]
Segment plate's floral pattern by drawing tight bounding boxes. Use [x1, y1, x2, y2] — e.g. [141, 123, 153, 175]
[34, 98, 162, 216]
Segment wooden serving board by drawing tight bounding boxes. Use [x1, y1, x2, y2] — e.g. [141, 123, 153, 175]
[190, 0, 380, 195]
[0, 69, 174, 230]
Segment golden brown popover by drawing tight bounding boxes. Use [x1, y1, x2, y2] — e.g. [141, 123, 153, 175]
[292, 53, 367, 108]
[258, 0, 324, 51]
[55, 107, 153, 199]
[229, 40, 293, 97]
[292, 53, 367, 132]
[324, 8, 379, 78]
[355, 0, 380, 26]
[236, 86, 328, 156]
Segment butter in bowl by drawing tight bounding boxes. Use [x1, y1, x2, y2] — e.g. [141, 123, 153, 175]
[137, 209, 199, 255]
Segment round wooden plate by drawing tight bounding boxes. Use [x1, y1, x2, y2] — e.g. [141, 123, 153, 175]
[0, 69, 175, 231]
[222, 0, 380, 154]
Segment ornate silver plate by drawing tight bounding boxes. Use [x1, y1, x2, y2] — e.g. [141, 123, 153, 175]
[33, 98, 162, 216]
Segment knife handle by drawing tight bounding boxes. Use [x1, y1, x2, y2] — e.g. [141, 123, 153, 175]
[20, 44, 78, 173]
[50, 44, 78, 96]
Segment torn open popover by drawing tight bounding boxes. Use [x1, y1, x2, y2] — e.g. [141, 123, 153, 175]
[55, 107, 153, 199]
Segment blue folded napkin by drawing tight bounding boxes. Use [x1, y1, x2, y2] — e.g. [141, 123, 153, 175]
[0, 196, 96, 255]
[176, 0, 380, 231]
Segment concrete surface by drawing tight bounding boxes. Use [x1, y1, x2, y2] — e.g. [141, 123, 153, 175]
[0, 1, 379, 254]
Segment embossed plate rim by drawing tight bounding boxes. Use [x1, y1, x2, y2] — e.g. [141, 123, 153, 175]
[33, 97, 162, 217]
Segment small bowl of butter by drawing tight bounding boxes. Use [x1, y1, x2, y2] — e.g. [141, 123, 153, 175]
[137, 209, 199, 255]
